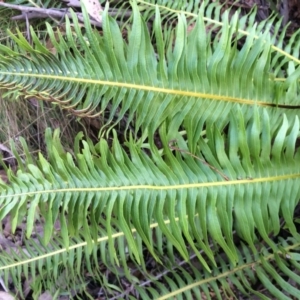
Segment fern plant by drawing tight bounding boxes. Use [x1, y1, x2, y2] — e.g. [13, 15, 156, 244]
[0, 0, 300, 298]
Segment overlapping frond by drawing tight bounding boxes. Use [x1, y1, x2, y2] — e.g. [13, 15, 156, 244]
[137, 0, 300, 67]
[0, 1, 299, 144]
[132, 239, 300, 300]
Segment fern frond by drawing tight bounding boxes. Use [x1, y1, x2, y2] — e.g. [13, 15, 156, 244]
[0, 107, 299, 295]
[0, 1, 299, 143]
[136, 240, 300, 300]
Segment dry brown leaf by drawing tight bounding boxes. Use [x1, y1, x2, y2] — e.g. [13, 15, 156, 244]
[38, 291, 53, 300]
[0, 170, 7, 183]
[0, 292, 15, 300]
[81, 0, 103, 23]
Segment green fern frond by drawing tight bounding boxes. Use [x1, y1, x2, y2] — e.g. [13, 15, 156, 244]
[137, 0, 300, 65]
[0, 1, 299, 143]
[134, 240, 300, 300]
[0, 106, 299, 296]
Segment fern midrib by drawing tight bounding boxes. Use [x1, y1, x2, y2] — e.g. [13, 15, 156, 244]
[1, 173, 300, 199]
[0, 71, 298, 109]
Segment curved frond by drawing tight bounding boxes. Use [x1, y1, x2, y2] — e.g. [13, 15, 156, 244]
[136, 0, 300, 66]
[133, 240, 300, 300]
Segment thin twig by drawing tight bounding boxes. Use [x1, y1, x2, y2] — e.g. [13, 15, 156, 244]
[0, 2, 102, 26]
[168, 139, 230, 181]
[109, 252, 199, 300]
[25, 12, 31, 44]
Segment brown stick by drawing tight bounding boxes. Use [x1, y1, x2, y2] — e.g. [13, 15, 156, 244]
[168, 140, 230, 181]
[0, 2, 102, 26]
